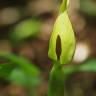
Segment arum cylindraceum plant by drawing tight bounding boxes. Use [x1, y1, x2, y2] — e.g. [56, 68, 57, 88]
[48, 0, 76, 96]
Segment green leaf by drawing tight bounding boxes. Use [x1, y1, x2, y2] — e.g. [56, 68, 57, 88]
[0, 52, 40, 77]
[0, 63, 15, 78]
[10, 19, 41, 42]
[48, 11, 76, 65]
[78, 59, 96, 72]
[9, 68, 42, 87]
[63, 59, 96, 76]
[80, 0, 96, 16]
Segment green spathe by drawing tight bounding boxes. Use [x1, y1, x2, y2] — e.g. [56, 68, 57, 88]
[48, 11, 75, 64]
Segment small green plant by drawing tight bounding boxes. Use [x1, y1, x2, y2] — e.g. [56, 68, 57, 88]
[48, 0, 76, 96]
[10, 18, 41, 43]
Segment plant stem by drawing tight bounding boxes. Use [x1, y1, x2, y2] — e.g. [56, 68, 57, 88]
[48, 63, 65, 96]
[59, 0, 69, 13]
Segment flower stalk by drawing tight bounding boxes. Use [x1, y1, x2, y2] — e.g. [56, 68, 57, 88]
[48, 63, 65, 96]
